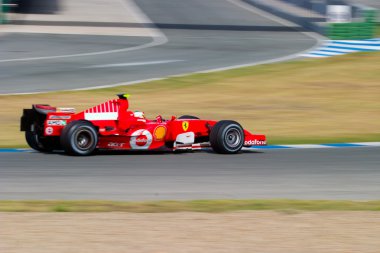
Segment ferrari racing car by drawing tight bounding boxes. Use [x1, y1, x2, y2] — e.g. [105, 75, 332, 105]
[20, 94, 266, 155]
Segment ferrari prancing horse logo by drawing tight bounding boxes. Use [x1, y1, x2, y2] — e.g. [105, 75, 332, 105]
[182, 121, 189, 131]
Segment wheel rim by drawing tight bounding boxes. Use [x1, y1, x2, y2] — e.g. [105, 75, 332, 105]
[224, 127, 241, 148]
[75, 129, 93, 150]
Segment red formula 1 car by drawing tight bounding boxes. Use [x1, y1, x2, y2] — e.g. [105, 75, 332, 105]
[20, 94, 266, 155]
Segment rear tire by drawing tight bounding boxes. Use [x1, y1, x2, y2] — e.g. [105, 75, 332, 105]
[25, 130, 47, 152]
[210, 120, 244, 154]
[61, 121, 98, 156]
[178, 115, 199, 119]
[25, 130, 59, 152]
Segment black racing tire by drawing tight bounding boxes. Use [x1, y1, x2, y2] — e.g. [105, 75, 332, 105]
[60, 121, 98, 156]
[25, 130, 59, 152]
[25, 130, 47, 152]
[210, 120, 244, 154]
[178, 115, 199, 120]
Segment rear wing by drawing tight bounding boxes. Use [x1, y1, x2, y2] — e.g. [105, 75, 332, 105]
[20, 104, 56, 132]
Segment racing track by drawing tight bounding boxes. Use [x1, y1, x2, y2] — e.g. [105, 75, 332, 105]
[1, 1, 377, 202]
[0, 0, 318, 94]
[1, 147, 380, 200]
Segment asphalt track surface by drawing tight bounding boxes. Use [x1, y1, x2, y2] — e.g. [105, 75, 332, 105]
[0, 0, 317, 94]
[1, 147, 379, 200]
[1, 1, 376, 202]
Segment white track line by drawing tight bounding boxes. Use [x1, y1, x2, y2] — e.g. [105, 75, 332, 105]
[301, 54, 328, 58]
[72, 77, 166, 91]
[85, 60, 184, 68]
[1, 0, 324, 95]
[351, 142, 380, 146]
[0, 0, 168, 64]
[279, 144, 332, 149]
[0, 37, 167, 63]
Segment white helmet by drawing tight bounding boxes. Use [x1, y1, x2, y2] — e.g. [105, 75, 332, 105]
[134, 111, 145, 119]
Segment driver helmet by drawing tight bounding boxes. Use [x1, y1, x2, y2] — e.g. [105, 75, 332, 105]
[134, 111, 145, 119]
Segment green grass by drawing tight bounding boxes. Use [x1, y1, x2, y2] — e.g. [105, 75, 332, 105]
[1, 200, 380, 212]
[375, 23, 380, 37]
[1, 52, 380, 147]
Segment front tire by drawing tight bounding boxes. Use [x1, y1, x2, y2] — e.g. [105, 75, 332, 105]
[210, 120, 244, 154]
[61, 121, 98, 156]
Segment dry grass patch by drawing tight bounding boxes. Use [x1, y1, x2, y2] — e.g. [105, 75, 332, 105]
[1, 52, 380, 147]
[1, 200, 380, 212]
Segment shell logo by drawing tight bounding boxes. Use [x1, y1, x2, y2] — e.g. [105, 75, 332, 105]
[154, 126, 167, 141]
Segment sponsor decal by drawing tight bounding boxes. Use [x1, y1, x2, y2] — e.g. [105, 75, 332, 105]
[135, 135, 148, 146]
[49, 115, 71, 119]
[56, 108, 75, 113]
[244, 140, 267, 146]
[45, 127, 53, 135]
[182, 121, 189, 131]
[47, 120, 67, 126]
[107, 142, 125, 148]
[130, 129, 153, 150]
[153, 125, 167, 141]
